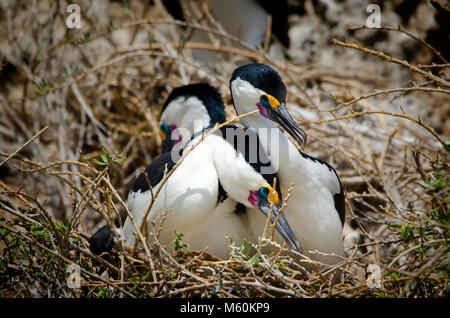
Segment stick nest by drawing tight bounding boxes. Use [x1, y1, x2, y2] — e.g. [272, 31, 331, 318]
[0, 0, 449, 298]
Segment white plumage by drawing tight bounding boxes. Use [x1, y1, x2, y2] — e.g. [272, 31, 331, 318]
[159, 95, 212, 146]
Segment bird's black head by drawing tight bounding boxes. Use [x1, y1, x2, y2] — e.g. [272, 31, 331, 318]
[230, 63, 286, 105]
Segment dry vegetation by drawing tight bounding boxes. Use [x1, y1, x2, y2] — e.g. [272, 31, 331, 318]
[0, 0, 449, 298]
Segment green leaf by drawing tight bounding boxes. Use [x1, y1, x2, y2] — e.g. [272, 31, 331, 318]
[53, 221, 66, 232]
[113, 156, 126, 164]
[93, 159, 107, 166]
[248, 254, 261, 266]
[173, 230, 189, 251]
[102, 147, 111, 157]
[34, 84, 43, 96]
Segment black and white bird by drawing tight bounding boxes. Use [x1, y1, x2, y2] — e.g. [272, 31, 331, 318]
[229, 63, 345, 265]
[123, 83, 302, 258]
[89, 83, 227, 255]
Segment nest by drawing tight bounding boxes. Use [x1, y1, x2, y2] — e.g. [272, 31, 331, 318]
[0, 0, 449, 298]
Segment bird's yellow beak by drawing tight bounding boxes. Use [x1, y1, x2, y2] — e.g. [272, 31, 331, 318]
[159, 127, 166, 141]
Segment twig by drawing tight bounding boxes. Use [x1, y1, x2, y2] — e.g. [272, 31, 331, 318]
[347, 25, 449, 64]
[0, 125, 48, 168]
[327, 86, 450, 112]
[299, 110, 447, 149]
[331, 38, 450, 88]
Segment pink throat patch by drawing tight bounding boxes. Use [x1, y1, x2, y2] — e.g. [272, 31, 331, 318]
[257, 103, 270, 119]
[248, 191, 258, 208]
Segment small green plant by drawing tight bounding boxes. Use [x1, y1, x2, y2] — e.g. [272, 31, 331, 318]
[425, 163, 450, 226]
[33, 79, 55, 95]
[93, 147, 127, 176]
[248, 254, 261, 266]
[77, 30, 91, 44]
[173, 231, 189, 252]
[426, 163, 450, 191]
[228, 237, 254, 260]
[96, 286, 114, 298]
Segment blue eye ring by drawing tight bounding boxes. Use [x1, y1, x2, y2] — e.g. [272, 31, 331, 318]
[160, 122, 170, 134]
[260, 95, 270, 107]
[257, 184, 279, 205]
[258, 186, 270, 200]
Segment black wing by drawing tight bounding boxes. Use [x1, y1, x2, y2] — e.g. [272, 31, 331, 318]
[333, 185, 346, 227]
[89, 225, 115, 255]
[132, 152, 176, 193]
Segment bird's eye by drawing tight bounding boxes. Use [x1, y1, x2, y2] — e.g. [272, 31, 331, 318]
[160, 122, 169, 134]
[159, 122, 171, 141]
[257, 184, 279, 205]
[260, 95, 270, 107]
[257, 187, 268, 200]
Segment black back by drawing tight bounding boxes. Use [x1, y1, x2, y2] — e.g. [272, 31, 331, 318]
[256, 0, 290, 47]
[161, 0, 184, 21]
[89, 225, 115, 255]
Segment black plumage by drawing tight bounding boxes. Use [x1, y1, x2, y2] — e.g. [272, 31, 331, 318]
[132, 152, 176, 193]
[89, 225, 115, 255]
